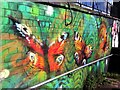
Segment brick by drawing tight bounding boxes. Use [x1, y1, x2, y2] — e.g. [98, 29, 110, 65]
[0, 37, 2, 46]
[9, 2, 18, 10]
[54, 12, 59, 17]
[0, 1, 3, 8]
[17, 45, 23, 52]
[35, 27, 40, 32]
[39, 21, 46, 28]
[54, 24, 59, 28]
[37, 16, 44, 21]
[9, 19, 13, 25]
[2, 17, 10, 25]
[0, 18, 2, 25]
[2, 2, 9, 9]
[8, 28, 14, 34]
[4, 9, 11, 17]
[46, 22, 50, 27]
[49, 17, 54, 22]
[22, 12, 33, 20]
[0, 25, 5, 33]
[0, 48, 9, 61]
[1, 40, 6, 46]
[1, 40, 18, 52]
[0, 8, 4, 17]
[26, 6, 32, 13]
[5, 40, 13, 45]
[39, 9, 45, 15]
[2, 25, 10, 32]
[39, 4, 47, 10]
[32, 5, 39, 16]
[11, 11, 22, 19]
[18, 5, 26, 12]
[33, 21, 38, 27]
[28, 20, 33, 27]
[4, 54, 12, 63]
[1, 33, 9, 40]
[44, 16, 50, 21]
[8, 46, 18, 55]
[9, 34, 17, 40]
[21, 19, 26, 24]
[26, 1, 35, 7]
[31, 27, 36, 33]
[24, 20, 29, 26]
[4, 63, 10, 69]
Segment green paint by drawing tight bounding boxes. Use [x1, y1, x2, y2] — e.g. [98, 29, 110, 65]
[100, 60, 105, 73]
[2, 2, 9, 9]
[32, 5, 39, 16]
[2, 17, 9, 25]
[1, 40, 6, 46]
[0, 8, 4, 17]
[18, 5, 26, 12]
[0, 2, 113, 89]
[9, 2, 18, 10]
[26, 6, 32, 13]
[39, 9, 44, 15]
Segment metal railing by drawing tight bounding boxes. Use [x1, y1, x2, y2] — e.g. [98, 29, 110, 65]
[25, 54, 113, 89]
[74, 0, 113, 15]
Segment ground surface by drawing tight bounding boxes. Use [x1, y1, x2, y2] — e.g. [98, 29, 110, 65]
[97, 77, 120, 89]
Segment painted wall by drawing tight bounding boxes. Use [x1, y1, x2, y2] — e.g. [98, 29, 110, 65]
[112, 20, 120, 47]
[0, 1, 113, 89]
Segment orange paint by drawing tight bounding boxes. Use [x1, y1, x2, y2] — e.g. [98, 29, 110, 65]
[48, 40, 65, 72]
[74, 33, 92, 66]
[24, 37, 44, 56]
[34, 53, 45, 70]
[74, 39, 86, 65]
[75, 39, 85, 51]
[99, 21, 108, 52]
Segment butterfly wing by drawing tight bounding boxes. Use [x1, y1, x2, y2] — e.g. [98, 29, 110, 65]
[0, 16, 47, 88]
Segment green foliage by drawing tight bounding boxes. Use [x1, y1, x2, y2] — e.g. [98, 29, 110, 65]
[83, 72, 106, 90]
[83, 72, 120, 89]
[106, 72, 120, 81]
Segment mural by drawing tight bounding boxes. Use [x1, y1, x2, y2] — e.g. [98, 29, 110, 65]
[0, 2, 113, 89]
[112, 20, 120, 47]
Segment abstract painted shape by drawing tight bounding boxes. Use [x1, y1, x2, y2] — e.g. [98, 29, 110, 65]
[0, 2, 113, 88]
[74, 32, 92, 66]
[46, 6, 54, 16]
[9, 16, 70, 72]
[0, 69, 10, 82]
[27, 51, 45, 70]
[98, 21, 109, 53]
[112, 20, 119, 47]
[48, 32, 69, 72]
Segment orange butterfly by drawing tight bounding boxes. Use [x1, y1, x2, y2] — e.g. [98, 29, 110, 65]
[8, 16, 69, 72]
[74, 32, 92, 66]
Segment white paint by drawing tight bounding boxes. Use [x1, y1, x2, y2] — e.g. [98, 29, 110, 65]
[56, 54, 64, 66]
[0, 69, 10, 81]
[82, 59, 86, 65]
[28, 51, 37, 65]
[105, 59, 108, 65]
[46, 6, 54, 16]
[15, 23, 32, 37]
[112, 20, 119, 48]
[112, 34, 119, 48]
[97, 61, 99, 67]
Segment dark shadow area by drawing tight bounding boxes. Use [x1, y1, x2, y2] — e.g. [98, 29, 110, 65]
[108, 48, 120, 74]
[111, 2, 120, 19]
[108, 1, 120, 74]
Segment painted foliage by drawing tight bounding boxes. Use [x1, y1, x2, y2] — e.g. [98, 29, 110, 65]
[0, 2, 113, 89]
